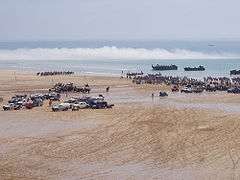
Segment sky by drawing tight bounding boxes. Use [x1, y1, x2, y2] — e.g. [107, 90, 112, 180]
[0, 0, 240, 41]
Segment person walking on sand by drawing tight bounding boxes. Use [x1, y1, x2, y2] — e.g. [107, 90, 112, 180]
[49, 99, 53, 107]
[106, 86, 110, 92]
[151, 93, 154, 100]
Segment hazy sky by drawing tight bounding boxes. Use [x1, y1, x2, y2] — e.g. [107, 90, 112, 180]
[1, 0, 240, 41]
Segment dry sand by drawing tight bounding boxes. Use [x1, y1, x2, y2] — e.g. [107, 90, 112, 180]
[1, 70, 240, 180]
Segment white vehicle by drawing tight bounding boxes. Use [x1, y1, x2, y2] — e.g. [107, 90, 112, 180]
[3, 103, 15, 111]
[72, 102, 89, 111]
[52, 103, 71, 112]
[181, 87, 193, 93]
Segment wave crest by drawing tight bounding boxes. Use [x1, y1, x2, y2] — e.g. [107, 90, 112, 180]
[0, 46, 238, 60]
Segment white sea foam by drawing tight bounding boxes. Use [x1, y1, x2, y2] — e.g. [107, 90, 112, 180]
[0, 46, 238, 60]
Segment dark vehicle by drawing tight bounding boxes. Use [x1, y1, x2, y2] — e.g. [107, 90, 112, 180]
[47, 93, 61, 101]
[159, 92, 168, 97]
[32, 98, 43, 107]
[230, 70, 240, 75]
[152, 64, 178, 71]
[227, 87, 240, 94]
[86, 97, 114, 109]
[184, 65, 205, 71]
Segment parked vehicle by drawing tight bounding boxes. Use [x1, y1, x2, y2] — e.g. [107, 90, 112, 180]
[25, 100, 34, 109]
[72, 102, 90, 111]
[64, 98, 78, 107]
[86, 97, 113, 109]
[181, 86, 193, 93]
[47, 93, 61, 101]
[52, 103, 71, 112]
[3, 103, 15, 111]
[33, 98, 43, 107]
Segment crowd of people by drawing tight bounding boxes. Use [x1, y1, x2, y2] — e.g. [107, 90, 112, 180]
[37, 71, 74, 76]
[50, 83, 91, 94]
[130, 73, 240, 93]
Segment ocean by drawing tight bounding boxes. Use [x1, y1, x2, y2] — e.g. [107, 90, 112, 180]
[0, 40, 240, 79]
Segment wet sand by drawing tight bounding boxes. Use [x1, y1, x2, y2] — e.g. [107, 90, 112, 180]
[1, 70, 240, 180]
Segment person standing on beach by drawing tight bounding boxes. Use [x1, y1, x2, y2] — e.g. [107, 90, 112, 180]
[106, 86, 110, 92]
[49, 99, 53, 107]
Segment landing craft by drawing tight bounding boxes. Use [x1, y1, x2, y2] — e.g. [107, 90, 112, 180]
[208, 44, 216, 47]
[152, 64, 178, 71]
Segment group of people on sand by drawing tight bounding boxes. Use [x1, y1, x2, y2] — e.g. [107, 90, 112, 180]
[132, 74, 204, 86]
[50, 82, 91, 94]
[37, 71, 74, 76]
[129, 73, 240, 93]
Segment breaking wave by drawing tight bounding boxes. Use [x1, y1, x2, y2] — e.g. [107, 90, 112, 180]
[0, 46, 239, 60]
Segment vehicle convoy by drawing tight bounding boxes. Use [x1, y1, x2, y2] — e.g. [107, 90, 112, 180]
[2, 93, 58, 111]
[52, 95, 114, 112]
[152, 64, 178, 71]
[184, 65, 205, 71]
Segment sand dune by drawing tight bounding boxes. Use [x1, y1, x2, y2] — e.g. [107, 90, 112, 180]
[1, 71, 240, 179]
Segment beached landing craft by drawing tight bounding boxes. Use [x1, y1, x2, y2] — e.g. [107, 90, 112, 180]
[230, 69, 240, 75]
[152, 64, 178, 71]
[184, 65, 206, 71]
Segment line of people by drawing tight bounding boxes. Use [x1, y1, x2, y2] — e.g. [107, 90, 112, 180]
[37, 71, 74, 76]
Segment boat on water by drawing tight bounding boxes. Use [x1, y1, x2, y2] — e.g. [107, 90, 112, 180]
[184, 65, 205, 71]
[230, 69, 240, 75]
[152, 64, 178, 71]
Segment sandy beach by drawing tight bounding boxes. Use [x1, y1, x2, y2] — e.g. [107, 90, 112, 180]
[1, 70, 240, 180]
